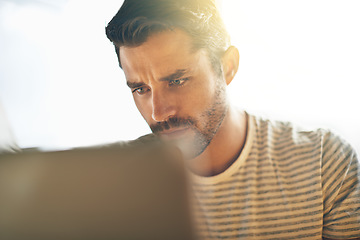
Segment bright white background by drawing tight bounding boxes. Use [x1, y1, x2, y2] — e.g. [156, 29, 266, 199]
[0, 0, 359, 153]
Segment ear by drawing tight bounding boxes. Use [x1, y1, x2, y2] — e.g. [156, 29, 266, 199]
[221, 46, 239, 85]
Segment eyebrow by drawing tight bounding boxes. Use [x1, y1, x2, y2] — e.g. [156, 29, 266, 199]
[126, 81, 144, 89]
[126, 69, 189, 89]
[159, 69, 189, 82]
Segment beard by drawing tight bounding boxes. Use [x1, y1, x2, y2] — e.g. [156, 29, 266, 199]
[150, 79, 228, 159]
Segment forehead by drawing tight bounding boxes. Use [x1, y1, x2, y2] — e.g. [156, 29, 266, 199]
[119, 30, 204, 79]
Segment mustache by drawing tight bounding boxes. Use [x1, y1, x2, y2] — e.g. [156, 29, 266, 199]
[150, 117, 195, 133]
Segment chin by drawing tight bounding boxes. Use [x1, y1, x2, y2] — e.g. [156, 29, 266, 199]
[170, 133, 210, 160]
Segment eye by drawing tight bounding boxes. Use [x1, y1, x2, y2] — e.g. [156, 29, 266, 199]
[168, 78, 188, 87]
[132, 86, 150, 95]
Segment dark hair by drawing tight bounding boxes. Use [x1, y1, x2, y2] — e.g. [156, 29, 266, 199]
[105, 0, 231, 74]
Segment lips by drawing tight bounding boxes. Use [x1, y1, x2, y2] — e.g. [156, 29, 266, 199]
[158, 127, 190, 140]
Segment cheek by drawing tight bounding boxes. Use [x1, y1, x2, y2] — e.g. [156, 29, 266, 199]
[133, 97, 152, 122]
[185, 78, 218, 111]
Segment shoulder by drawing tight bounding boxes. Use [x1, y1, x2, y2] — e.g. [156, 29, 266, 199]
[251, 114, 325, 148]
[249, 114, 358, 163]
[250, 113, 358, 177]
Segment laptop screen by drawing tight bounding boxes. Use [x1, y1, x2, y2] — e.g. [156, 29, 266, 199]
[0, 137, 197, 240]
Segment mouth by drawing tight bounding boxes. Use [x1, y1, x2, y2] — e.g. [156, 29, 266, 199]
[158, 127, 190, 140]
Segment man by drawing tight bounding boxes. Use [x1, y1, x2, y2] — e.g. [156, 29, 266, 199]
[105, 0, 360, 239]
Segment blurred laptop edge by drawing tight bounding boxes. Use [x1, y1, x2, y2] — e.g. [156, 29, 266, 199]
[0, 136, 197, 240]
[0, 102, 20, 153]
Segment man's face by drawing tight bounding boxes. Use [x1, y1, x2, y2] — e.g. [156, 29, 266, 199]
[119, 30, 229, 158]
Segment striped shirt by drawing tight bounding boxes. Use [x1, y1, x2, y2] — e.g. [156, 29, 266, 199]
[191, 114, 360, 239]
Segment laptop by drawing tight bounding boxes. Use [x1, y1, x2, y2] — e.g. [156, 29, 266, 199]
[0, 102, 20, 154]
[0, 136, 197, 240]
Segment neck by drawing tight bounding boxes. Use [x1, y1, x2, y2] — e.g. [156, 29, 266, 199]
[188, 107, 248, 177]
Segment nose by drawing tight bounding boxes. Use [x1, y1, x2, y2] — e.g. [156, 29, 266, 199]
[151, 89, 176, 122]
